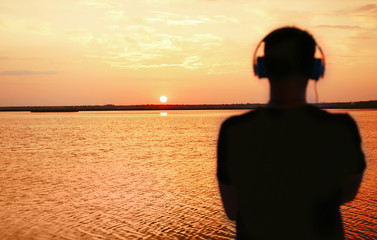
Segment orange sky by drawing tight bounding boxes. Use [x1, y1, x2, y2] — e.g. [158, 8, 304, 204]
[0, 0, 376, 106]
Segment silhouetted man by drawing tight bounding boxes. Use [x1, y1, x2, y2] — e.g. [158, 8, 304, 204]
[217, 27, 366, 240]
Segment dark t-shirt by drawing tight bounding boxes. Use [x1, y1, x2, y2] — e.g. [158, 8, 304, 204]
[217, 105, 365, 240]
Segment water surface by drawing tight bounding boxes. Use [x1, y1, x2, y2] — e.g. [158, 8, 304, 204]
[0, 109, 376, 239]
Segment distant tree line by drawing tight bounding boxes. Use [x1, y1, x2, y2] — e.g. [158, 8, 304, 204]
[0, 100, 377, 112]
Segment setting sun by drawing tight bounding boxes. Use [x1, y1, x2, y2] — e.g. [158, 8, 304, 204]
[160, 96, 168, 103]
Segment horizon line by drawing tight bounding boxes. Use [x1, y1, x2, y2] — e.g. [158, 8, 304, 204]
[1, 99, 377, 108]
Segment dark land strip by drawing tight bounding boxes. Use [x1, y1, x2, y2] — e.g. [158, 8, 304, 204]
[1, 101, 377, 112]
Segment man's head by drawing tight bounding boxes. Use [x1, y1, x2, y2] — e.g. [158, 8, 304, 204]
[263, 27, 316, 81]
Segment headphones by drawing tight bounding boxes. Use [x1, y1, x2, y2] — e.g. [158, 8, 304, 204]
[252, 36, 325, 81]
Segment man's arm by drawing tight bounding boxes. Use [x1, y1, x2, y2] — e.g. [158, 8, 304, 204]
[217, 119, 238, 221]
[340, 173, 363, 204]
[218, 182, 238, 221]
[340, 115, 366, 204]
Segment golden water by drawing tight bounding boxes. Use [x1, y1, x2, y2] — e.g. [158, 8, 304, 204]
[0, 109, 376, 239]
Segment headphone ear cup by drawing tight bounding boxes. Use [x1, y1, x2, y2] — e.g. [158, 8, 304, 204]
[311, 58, 324, 81]
[254, 57, 267, 78]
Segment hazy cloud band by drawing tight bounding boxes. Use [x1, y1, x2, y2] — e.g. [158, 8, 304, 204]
[0, 70, 58, 76]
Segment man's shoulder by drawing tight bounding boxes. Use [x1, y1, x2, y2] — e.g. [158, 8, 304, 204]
[220, 105, 357, 129]
[307, 105, 355, 125]
[305, 106, 361, 140]
[221, 110, 259, 128]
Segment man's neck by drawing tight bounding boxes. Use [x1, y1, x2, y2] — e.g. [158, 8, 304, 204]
[268, 77, 308, 108]
[267, 99, 307, 108]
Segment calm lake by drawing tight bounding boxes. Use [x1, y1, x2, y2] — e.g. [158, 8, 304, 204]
[0, 109, 376, 239]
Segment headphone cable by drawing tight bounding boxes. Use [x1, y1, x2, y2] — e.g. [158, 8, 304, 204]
[314, 81, 319, 105]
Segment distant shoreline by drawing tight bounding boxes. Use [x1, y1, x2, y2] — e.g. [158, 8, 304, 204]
[1, 100, 377, 112]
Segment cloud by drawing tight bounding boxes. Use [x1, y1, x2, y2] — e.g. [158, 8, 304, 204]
[143, 0, 235, 5]
[105, 10, 125, 21]
[355, 4, 377, 12]
[0, 70, 58, 76]
[78, 0, 117, 8]
[313, 25, 365, 30]
[334, 3, 377, 15]
[60, 8, 243, 74]
[87, 25, 225, 70]
[0, 17, 53, 35]
[147, 11, 239, 26]
[67, 30, 94, 45]
[112, 63, 183, 69]
[83, 22, 247, 74]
